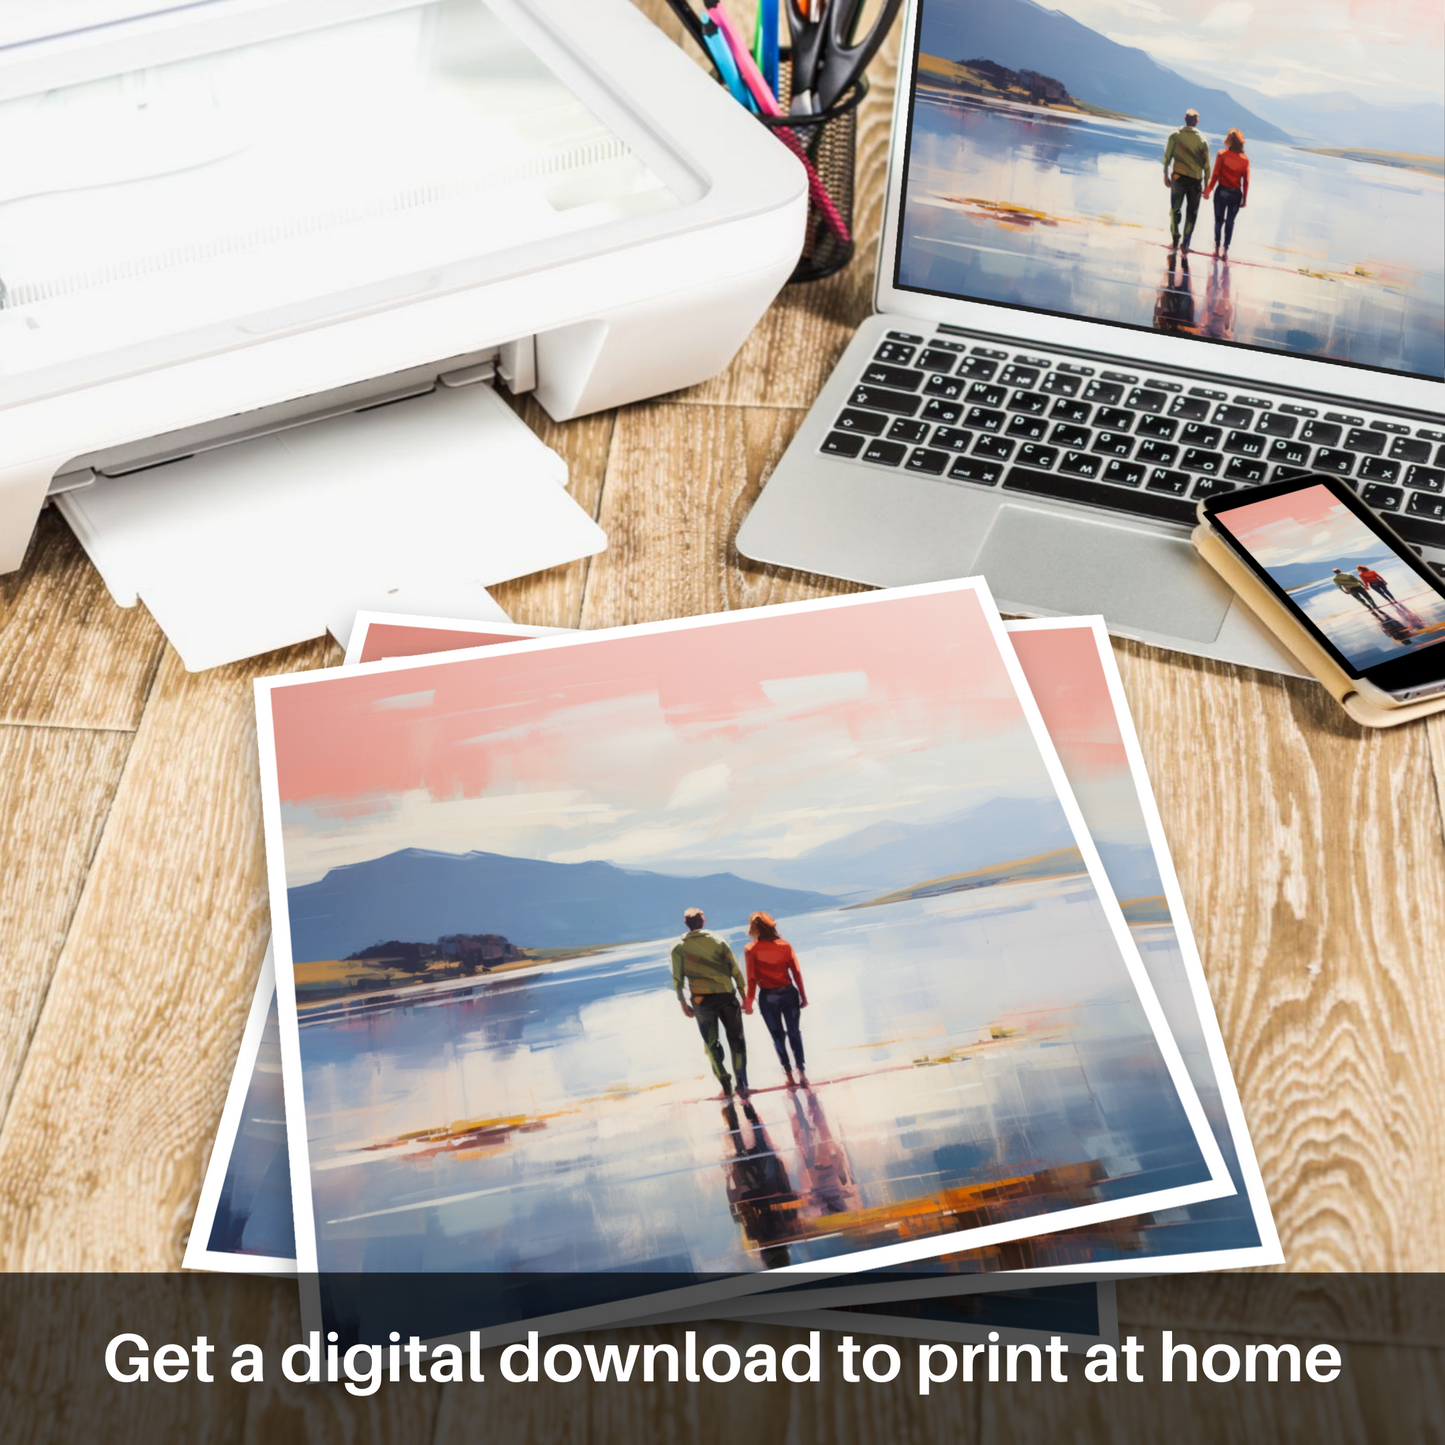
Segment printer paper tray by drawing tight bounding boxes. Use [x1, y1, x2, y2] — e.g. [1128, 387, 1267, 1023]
[57, 384, 605, 671]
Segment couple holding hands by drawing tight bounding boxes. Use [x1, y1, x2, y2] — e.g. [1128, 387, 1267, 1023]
[671, 908, 809, 1099]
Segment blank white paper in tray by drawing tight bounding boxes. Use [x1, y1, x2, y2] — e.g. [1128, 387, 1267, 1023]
[57, 383, 604, 670]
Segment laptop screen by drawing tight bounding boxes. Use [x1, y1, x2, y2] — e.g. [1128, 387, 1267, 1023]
[894, 0, 1445, 382]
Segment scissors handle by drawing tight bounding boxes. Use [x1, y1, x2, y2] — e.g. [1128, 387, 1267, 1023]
[812, 0, 903, 111]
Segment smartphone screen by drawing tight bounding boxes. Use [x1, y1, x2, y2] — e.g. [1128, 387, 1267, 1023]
[1203, 475, 1445, 695]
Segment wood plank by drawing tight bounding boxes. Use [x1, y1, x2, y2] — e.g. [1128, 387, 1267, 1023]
[489, 397, 614, 630]
[985, 1323, 1440, 1445]
[0, 725, 133, 1126]
[1109, 637, 1445, 1270]
[0, 640, 332, 1269]
[0, 509, 165, 730]
[579, 403, 868, 630]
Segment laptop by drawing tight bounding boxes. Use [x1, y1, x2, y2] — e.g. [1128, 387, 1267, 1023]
[737, 0, 1445, 673]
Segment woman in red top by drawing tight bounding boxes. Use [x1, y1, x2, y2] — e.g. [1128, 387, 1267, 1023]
[1204, 129, 1250, 257]
[743, 911, 809, 1088]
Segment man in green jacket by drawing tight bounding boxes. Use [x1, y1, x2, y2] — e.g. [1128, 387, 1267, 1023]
[1332, 567, 1381, 611]
[1163, 109, 1210, 251]
[672, 908, 750, 1098]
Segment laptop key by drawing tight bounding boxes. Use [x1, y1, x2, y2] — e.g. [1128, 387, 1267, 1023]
[973, 435, 1015, 461]
[1136, 413, 1179, 440]
[874, 342, 917, 365]
[1125, 388, 1166, 413]
[1314, 448, 1354, 475]
[998, 364, 1040, 389]
[930, 427, 975, 452]
[1051, 423, 1091, 449]
[862, 362, 925, 390]
[1092, 432, 1134, 457]
[1182, 448, 1224, 474]
[821, 431, 865, 458]
[965, 406, 1006, 432]
[850, 384, 921, 417]
[1224, 430, 1266, 457]
[1147, 469, 1191, 494]
[1050, 398, 1092, 424]
[1215, 404, 1254, 429]
[970, 346, 1009, 360]
[1006, 415, 1048, 441]
[1299, 420, 1340, 447]
[1137, 440, 1179, 467]
[906, 447, 951, 476]
[860, 438, 908, 467]
[948, 457, 1003, 486]
[1083, 380, 1124, 405]
[1017, 444, 1058, 469]
[967, 382, 1008, 407]
[1168, 395, 1211, 421]
[1359, 457, 1400, 483]
[886, 330, 924, 343]
[1003, 465, 1197, 524]
[1192, 477, 1236, 499]
[958, 356, 1000, 380]
[1389, 436, 1431, 464]
[1257, 413, 1299, 438]
[1060, 451, 1103, 478]
[887, 418, 932, 444]
[916, 348, 960, 373]
[922, 397, 963, 424]
[1103, 459, 1146, 487]
[1405, 465, 1445, 493]
[1392, 513, 1445, 550]
[1406, 491, 1445, 520]
[1361, 483, 1402, 510]
[1095, 406, 1134, 432]
[923, 374, 966, 400]
[1344, 428, 1385, 455]
[1008, 390, 1050, 415]
[1041, 372, 1081, 397]
[835, 408, 890, 435]
[1268, 438, 1311, 467]
[1225, 456, 1268, 483]
[1180, 423, 1222, 449]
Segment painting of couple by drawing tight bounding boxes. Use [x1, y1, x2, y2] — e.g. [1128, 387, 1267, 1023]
[671, 908, 809, 1099]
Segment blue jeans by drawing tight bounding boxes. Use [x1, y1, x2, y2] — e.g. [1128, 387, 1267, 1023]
[757, 985, 805, 1071]
[1213, 187, 1243, 251]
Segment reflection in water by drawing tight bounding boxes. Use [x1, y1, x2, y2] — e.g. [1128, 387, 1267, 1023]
[1152, 253, 1196, 337]
[1386, 599, 1427, 631]
[788, 1087, 860, 1222]
[1200, 260, 1235, 342]
[720, 1100, 798, 1268]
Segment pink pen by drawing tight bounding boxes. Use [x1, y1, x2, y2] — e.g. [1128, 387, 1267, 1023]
[705, 1, 853, 247]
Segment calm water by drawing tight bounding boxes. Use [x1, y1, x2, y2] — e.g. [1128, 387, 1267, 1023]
[296, 875, 1213, 1274]
[899, 94, 1445, 378]
[1287, 564, 1445, 669]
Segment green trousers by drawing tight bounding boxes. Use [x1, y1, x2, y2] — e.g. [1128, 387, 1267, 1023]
[692, 993, 748, 1093]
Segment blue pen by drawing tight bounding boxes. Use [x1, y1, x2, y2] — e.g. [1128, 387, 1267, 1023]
[701, 13, 756, 111]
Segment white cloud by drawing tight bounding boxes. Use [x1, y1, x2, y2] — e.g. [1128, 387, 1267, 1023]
[760, 672, 869, 711]
[665, 763, 732, 810]
[1200, 2, 1253, 31]
[370, 689, 434, 711]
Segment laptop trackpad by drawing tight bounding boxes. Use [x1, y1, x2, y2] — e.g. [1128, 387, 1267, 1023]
[976, 505, 1233, 643]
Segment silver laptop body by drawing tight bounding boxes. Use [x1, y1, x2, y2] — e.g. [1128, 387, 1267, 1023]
[738, 0, 1445, 674]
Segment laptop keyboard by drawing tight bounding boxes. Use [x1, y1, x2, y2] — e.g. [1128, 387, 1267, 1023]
[821, 329, 1445, 561]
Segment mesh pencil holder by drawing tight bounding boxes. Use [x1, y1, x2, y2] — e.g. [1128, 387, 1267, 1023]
[759, 68, 868, 284]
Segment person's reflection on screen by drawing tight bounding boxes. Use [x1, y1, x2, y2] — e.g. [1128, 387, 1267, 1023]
[1200, 257, 1235, 342]
[1152, 251, 1199, 337]
[719, 1100, 798, 1269]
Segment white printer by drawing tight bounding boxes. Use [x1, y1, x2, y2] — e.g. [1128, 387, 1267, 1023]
[0, 0, 806, 665]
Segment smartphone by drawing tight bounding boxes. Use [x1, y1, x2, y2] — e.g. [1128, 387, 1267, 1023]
[1201, 473, 1445, 705]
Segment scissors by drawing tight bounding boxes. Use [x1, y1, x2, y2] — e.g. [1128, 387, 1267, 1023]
[786, 0, 903, 114]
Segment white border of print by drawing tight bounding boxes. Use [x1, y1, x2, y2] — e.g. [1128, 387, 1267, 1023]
[342, 611, 574, 667]
[254, 578, 1234, 1343]
[182, 943, 294, 1277]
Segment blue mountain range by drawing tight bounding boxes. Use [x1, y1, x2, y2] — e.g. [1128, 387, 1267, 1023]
[921, 0, 1293, 142]
[286, 850, 838, 962]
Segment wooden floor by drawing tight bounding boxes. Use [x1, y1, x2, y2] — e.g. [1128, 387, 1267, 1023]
[1, 6, 1442, 1440]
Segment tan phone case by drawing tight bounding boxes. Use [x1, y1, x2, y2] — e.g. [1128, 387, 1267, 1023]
[1192, 518, 1445, 728]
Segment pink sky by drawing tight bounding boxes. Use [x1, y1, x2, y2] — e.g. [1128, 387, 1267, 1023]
[1008, 627, 1130, 782]
[270, 589, 1027, 811]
